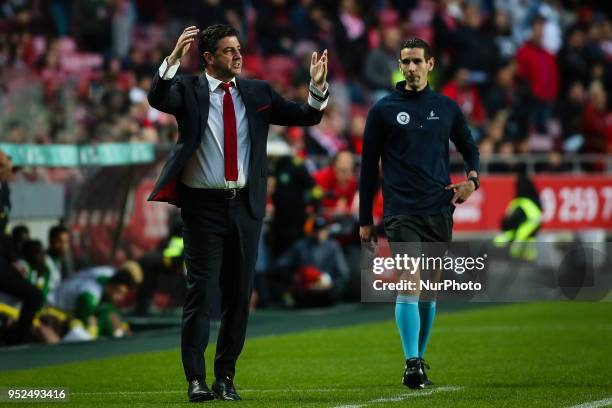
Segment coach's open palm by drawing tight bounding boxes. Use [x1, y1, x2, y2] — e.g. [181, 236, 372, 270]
[310, 49, 328, 92]
[168, 26, 199, 65]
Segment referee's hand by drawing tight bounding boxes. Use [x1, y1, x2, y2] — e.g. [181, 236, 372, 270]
[446, 180, 476, 205]
[360, 225, 378, 244]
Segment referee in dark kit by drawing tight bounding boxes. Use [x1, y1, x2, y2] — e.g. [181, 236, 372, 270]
[358, 38, 480, 389]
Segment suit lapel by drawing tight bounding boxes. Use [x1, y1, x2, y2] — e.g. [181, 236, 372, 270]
[236, 78, 257, 177]
[194, 74, 210, 146]
[236, 78, 256, 148]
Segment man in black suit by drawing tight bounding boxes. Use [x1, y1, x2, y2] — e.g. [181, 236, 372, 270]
[147, 24, 329, 402]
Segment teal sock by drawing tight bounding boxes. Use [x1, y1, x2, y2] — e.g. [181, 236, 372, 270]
[418, 301, 437, 358]
[395, 295, 420, 359]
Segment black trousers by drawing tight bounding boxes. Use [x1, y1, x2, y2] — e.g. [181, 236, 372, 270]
[179, 185, 262, 382]
[0, 268, 43, 344]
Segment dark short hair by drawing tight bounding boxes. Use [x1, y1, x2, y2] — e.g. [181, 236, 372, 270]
[12, 224, 29, 241]
[198, 24, 240, 67]
[532, 14, 546, 26]
[400, 38, 432, 60]
[49, 224, 69, 243]
[108, 270, 136, 288]
[23, 239, 44, 262]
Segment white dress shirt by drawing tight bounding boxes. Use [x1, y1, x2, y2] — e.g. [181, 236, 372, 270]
[158, 58, 329, 189]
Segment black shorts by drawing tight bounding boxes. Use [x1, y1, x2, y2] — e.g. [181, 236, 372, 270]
[383, 212, 453, 243]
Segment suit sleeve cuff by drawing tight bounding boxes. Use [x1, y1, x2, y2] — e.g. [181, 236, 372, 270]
[308, 80, 329, 111]
[159, 58, 180, 80]
[309, 80, 328, 97]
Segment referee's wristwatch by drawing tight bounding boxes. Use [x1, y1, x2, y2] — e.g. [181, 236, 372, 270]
[468, 176, 480, 191]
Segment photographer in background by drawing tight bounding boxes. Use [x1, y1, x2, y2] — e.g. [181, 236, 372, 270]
[273, 216, 349, 307]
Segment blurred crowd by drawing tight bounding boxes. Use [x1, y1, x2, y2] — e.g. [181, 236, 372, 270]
[0, 0, 610, 169]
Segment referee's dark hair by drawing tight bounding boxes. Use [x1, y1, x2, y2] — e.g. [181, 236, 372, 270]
[400, 38, 432, 60]
[198, 24, 240, 68]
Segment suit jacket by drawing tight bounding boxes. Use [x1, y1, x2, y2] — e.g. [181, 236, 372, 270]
[147, 72, 325, 220]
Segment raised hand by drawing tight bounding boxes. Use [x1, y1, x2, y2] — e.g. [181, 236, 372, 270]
[168, 26, 199, 65]
[310, 49, 328, 92]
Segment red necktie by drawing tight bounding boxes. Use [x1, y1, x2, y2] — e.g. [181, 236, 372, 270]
[219, 82, 238, 182]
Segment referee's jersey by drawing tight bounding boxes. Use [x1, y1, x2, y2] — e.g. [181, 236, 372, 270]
[359, 82, 480, 225]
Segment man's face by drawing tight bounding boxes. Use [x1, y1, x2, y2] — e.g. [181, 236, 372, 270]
[334, 152, 354, 185]
[382, 27, 400, 52]
[316, 228, 329, 243]
[455, 68, 470, 88]
[16, 231, 30, 245]
[399, 48, 433, 91]
[591, 86, 607, 111]
[108, 284, 129, 305]
[51, 232, 70, 256]
[532, 21, 544, 44]
[205, 36, 242, 79]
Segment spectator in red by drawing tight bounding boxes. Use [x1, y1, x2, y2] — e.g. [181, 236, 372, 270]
[442, 67, 486, 136]
[581, 81, 612, 154]
[516, 15, 559, 134]
[286, 127, 307, 159]
[314, 150, 357, 215]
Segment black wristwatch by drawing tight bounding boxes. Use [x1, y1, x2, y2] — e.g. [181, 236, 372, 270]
[468, 176, 480, 191]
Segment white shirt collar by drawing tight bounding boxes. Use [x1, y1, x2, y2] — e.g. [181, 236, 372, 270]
[205, 72, 237, 93]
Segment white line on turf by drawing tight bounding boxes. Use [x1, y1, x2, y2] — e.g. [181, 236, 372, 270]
[566, 397, 612, 408]
[332, 386, 463, 408]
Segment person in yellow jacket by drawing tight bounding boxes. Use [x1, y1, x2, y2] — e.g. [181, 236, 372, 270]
[494, 171, 543, 260]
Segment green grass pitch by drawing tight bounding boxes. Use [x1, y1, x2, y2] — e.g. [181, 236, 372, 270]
[0, 302, 611, 407]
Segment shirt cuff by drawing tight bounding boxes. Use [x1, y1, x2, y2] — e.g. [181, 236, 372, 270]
[159, 58, 180, 80]
[308, 80, 329, 111]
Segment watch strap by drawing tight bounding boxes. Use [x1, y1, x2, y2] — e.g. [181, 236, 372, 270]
[468, 176, 480, 190]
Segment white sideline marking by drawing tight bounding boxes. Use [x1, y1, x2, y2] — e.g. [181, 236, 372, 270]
[333, 386, 463, 408]
[566, 397, 612, 408]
